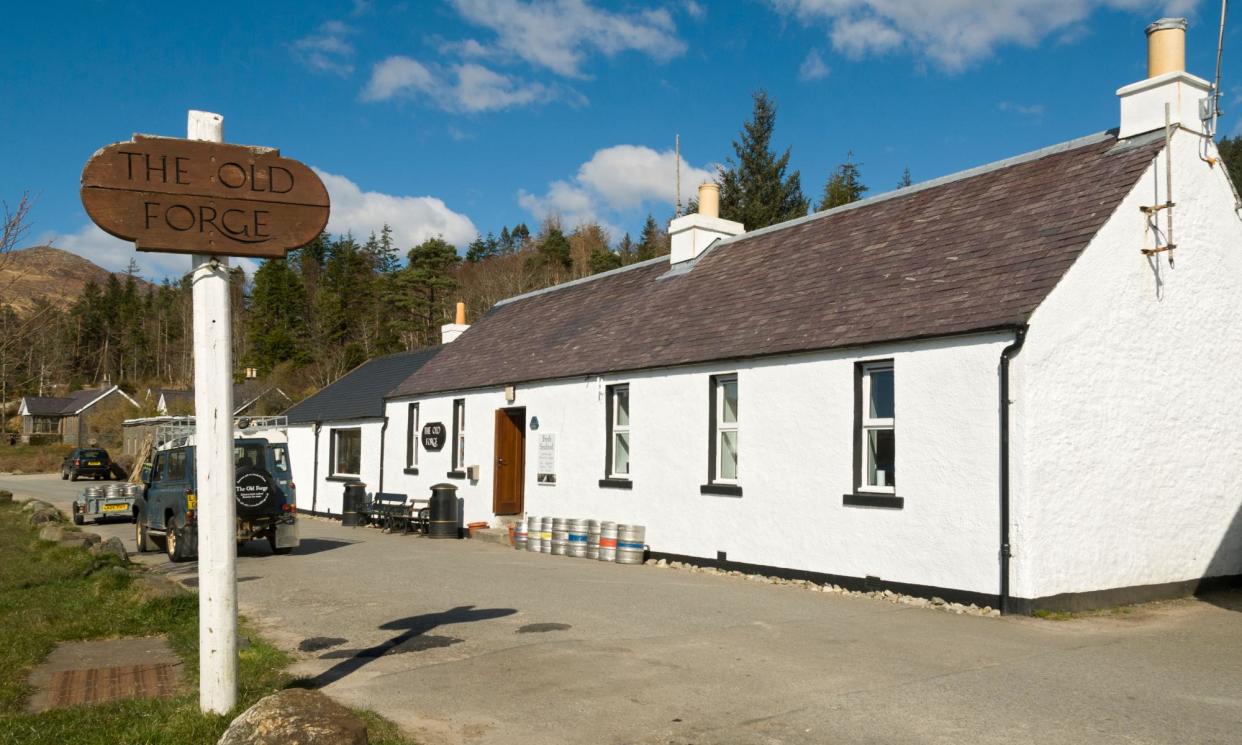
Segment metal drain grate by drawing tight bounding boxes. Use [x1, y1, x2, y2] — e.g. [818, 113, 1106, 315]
[49, 663, 180, 707]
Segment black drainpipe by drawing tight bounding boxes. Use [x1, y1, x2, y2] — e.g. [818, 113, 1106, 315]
[378, 416, 389, 494]
[999, 325, 1028, 615]
[311, 421, 321, 514]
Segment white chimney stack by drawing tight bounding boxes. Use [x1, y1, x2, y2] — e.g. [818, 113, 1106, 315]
[668, 183, 744, 264]
[441, 301, 469, 344]
[1117, 18, 1211, 138]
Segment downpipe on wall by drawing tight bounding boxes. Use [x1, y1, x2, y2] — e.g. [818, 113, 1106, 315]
[999, 325, 1028, 615]
[311, 422, 320, 514]
[378, 417, 389, 494]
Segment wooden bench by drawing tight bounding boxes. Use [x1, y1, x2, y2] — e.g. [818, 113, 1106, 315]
[367, 493, 430, 535]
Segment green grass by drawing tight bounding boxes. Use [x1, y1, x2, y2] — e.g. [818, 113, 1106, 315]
[0, 443, 67, 475]
[0, 503, 415, 744]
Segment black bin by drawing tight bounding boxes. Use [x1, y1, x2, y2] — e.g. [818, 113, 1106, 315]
[428, 483, 459, 539]
[342, 482, 367, 527]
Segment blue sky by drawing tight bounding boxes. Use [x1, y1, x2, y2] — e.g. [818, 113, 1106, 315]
[3, 0, 1236, 280]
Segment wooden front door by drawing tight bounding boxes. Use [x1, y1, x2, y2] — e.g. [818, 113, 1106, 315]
[492, 408, 525, 515]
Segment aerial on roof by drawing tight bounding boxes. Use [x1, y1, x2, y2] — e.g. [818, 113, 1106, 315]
[286, 347, 441, 423]
[393, 130, 1166, 398]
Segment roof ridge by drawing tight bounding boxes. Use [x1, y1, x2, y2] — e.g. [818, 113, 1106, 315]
[492, 130, 1122, 308]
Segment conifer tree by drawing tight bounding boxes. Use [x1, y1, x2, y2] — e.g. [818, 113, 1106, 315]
[897, 166, 913, 189]
[1220, 136, 1241, 187]
[247, 258, 310, 373]
[717, 90, 808, 229]
[635, 214, 669, 260]
[818, 154, 868, 211]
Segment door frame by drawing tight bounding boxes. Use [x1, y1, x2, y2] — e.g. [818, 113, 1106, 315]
[492, 407, 526, 515]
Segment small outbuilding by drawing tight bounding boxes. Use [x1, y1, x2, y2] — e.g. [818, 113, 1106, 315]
[18, 384, 139, 446]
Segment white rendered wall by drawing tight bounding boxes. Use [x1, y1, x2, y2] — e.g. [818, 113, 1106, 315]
[286, 419, 385, 516]
[385, 333, 1011, 595]
[287, 424, 316, 511]
[1011, 130, 1242, 600]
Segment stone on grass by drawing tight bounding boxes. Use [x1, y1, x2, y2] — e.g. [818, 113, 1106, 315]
[77, 531, 102, 545]
[39, 525, 68, 542]
[217, 688, 368, 745]
[90, 537, 129, 562]
[0, 489, 12, 503]
[131, 575, 190, 602]
[30, 508, 64, 526]
[22, 499, 54, 513]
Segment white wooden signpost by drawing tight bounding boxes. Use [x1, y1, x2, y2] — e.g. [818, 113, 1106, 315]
[81, 111, 329, 714]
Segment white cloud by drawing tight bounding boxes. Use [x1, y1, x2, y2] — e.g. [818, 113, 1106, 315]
[448, 0, 686, 78]
[798, 49, 830, 81]
[770, 0, 1202, 71]
[314, 168, 478, 248]
[684, 1, 706, 19]
[519, 144, 715, 228]
[40, 224, 259, 282]
[999, 101, 1046, 118]
[362, 55, 558, 112]
[291, 20, 356, 76]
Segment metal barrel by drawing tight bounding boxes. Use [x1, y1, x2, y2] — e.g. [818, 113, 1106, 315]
[83, 485, 104, 498]
[567, 519, 588, 558]
[598, 521, 618, 562]
[514, 519, 528, 551]
[616, 524, 646, 565]
[527, 516, 542, 552]
[587, 520, 600, 560]
[540, 516, 553, 554]
[551, 518, 569, 556]
[104, 484, 122, 498]
[120, 483, 141, 498]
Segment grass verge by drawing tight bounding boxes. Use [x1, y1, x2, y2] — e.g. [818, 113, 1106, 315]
[0, 443, 66, 475]
[0, 502, 414, 744]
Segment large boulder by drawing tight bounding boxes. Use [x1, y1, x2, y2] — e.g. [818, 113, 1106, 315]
[131, 574, 190, 601]
[38, 525, 67, 542]
[58, 535, 92, 550]
[90, 537, 129, 562]
[22, 499, 54, 513]
[0, 490, 13, 504]
[29, 508, 63, 526]
[217, 689, 368, 745]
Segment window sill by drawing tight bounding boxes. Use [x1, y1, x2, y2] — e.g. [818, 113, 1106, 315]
[403, 467, 419, 475]
[700, 483, 742, 497]
[446, 470, 467, 480]
[842, 493, 904, 509]
[599, 478, 632, 490]
[325, 475, 361, 483]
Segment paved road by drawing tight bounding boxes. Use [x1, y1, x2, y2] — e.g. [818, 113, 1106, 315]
[4, 473, 1241, 744]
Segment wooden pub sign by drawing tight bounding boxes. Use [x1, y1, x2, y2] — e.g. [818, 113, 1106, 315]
[81, 136, 329, 258]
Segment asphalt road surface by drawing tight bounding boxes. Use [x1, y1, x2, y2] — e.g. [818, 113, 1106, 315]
[4, 472, 1241, 745]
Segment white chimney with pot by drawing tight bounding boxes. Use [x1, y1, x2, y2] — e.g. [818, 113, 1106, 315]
[441, 301, 469, 344]
[668, 183, 744, 264]
[1117, 18, 1211, 139]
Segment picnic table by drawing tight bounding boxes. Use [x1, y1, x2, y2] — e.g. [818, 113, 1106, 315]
[366, 492, 430, 535]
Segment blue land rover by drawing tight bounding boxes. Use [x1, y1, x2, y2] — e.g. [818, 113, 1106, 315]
[134, 433, 299, 562]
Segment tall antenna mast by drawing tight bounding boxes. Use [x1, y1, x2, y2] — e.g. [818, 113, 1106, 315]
[675, 133, 682, 216]
[1212, 0, 1229, 132]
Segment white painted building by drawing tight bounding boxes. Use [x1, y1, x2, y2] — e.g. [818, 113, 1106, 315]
[376, 20, 1241, 613]
[284, 348, 439, 516]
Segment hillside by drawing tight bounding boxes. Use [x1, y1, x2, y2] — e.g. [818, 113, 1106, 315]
[0, 246, 153, 315]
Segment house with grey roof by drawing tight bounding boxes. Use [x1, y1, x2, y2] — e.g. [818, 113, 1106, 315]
[18, 384, 140, 446]
[380, 20, 1242, 613]
[284, 347, 441, 516]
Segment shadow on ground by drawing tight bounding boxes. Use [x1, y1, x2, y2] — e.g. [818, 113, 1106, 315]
[301, 605, 517, 687]
[1203, 503, 1242, 612]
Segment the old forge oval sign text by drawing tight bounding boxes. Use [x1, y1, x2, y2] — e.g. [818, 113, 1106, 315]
[421, 423, 447, 451]
[81, 135, 329, 258]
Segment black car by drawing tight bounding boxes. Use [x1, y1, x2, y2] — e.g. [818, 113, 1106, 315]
[61, 448, 113, 481]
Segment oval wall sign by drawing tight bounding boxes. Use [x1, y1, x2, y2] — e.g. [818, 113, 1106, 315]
[421, 422, 447, 451]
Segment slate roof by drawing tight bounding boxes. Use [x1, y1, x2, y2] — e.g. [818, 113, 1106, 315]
[22, 387, 132, 416]
[285, 347, 441, 424]
[22, 396, 74, 416]
[393, 130, 1165, 398]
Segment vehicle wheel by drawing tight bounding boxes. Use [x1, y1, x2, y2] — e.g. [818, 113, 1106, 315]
[166, 517, 189, 562]
[267, 530, 293, 555]
[61, 468, 68, 480]
[135, 519, 156, 553]
[70, 470, 78, 482]
[73, 510, 84, 526]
